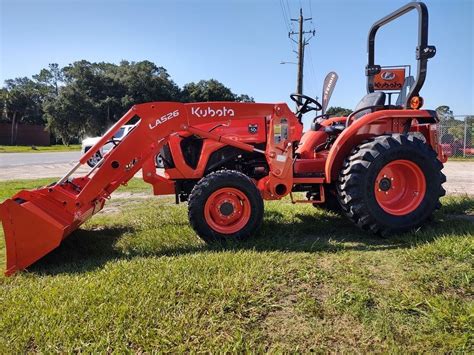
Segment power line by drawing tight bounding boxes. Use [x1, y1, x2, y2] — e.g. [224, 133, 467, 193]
[285, 0, 293, 26]
[279, 1, 317, 95]
[278, 0, 297, 52]
[306, 0, 317, 95]
[307, 45, 318, 96]
[284, 0, 291, 17]
[278, 0, 291, 33]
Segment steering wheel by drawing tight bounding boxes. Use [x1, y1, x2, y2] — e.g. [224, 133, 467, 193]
[104, 136, 122, 148]
[290, 93, 323, 118]
[108, 137, 120, 146]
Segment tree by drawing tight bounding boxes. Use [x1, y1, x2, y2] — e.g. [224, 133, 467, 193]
[0, 88, 8, 122]
[326, 106, 352, 116]
[236, 94, 255, 103]
[116, 60, 181, 107]
[435, 105, 454, 121]
[2, 77, 46, 144]
[182, 79, 239, 102]
[465, 116, 474, 147]
[447, 125, 464, 141]
[33, 63, 64, 97]
[435, 106, 470, 152]
[57, 60, 183, 135]
[445, 115, 474, 146]
[43, 85, 96, 145]
[2, 60, 254, 145]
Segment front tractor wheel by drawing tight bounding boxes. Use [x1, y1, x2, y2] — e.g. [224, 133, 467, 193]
[188, 170, 264, 243]
[337, 134, 446, 235]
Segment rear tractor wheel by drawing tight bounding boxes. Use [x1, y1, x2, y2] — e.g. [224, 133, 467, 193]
[337, 134, 446, 234]
[188, 170, 264, 243]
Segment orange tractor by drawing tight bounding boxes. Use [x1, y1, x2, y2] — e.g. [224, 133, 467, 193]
[0, 2, 446, 275]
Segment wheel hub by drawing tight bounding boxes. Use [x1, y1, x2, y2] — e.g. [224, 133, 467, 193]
[204, 187, 251, 234]
[374, 159, 426, 216]
[378, 177, 392, 191]
[219, 202, 234, 216]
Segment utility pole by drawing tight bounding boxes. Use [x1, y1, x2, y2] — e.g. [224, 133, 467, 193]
[289, 9, 315, 95]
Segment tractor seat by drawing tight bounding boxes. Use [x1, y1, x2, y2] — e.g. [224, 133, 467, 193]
[310, 92, 386, 133]
[352, 92, 386, 119]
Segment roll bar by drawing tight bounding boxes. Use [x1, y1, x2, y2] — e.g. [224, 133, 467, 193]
[366, 2, 436, 107]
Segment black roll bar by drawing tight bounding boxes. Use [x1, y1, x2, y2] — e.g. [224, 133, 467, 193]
[366, 2, 436, 107]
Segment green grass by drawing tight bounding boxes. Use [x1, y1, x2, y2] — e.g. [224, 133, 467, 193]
[0, 144, 81, 153]
[0, 179, 472, 352]
[0, 178, 152, 201]
[0, 178, 61, 200]
[448, 157, 474, 161]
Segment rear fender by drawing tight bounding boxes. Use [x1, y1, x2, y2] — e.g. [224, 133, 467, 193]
[409, 115, 447, 163]
[325, 109, 434, 183]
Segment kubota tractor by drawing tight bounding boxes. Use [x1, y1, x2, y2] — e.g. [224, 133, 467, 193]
[0, 2, 446, 275]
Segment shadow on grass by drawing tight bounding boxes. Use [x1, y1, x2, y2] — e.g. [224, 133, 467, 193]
[440, 195, 474, 215]
[28, 200, 473, 276]
[28, 226, 134, 275]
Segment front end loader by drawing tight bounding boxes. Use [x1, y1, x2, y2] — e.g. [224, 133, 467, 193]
[0, 2, 446, 275]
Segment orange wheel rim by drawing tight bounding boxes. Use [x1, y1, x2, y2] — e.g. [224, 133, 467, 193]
[374, 159, 426, 216]
[204, 187, 251, 234]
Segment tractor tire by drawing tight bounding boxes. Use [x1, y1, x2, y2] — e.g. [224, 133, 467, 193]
[188, 170, 264, 243]
[337, 134, 446, 235]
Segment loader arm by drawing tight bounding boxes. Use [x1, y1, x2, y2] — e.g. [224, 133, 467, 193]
[0, 102, 189, 275]
[0, 101, 301, 275]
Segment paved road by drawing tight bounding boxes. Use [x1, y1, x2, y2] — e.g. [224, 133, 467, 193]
[0, 151, 81, 167]
[442, 161, 474, 195]
[0, 152, 472, 195]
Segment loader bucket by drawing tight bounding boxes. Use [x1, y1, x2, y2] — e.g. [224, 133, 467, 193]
[0, 186, 95, 276]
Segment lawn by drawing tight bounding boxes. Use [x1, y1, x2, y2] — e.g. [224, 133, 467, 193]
[448, 157, 474, 161]
[0, 144, 81, 153]
[0, 179, 473, 352]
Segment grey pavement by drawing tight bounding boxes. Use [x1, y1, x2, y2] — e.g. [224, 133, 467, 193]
[0, 151, 81, 167]
[442, 161, 474, 195]
[0, 152, 472, 195]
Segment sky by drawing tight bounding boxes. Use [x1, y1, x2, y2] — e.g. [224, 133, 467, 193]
[1, 0, 473, 128]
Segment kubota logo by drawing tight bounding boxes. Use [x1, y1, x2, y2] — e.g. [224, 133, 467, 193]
[381, 71, 396, 81]
[149, 110, 180, 130]
[191, 106, 235, 118]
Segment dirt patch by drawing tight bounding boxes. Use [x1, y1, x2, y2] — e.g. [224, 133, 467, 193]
[261, 281, 371, 351]
[99, 193, 154, 214]
[111, 191, 151, 200]
[98, 193, 173, 214]
[263, 289, 312, 347]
